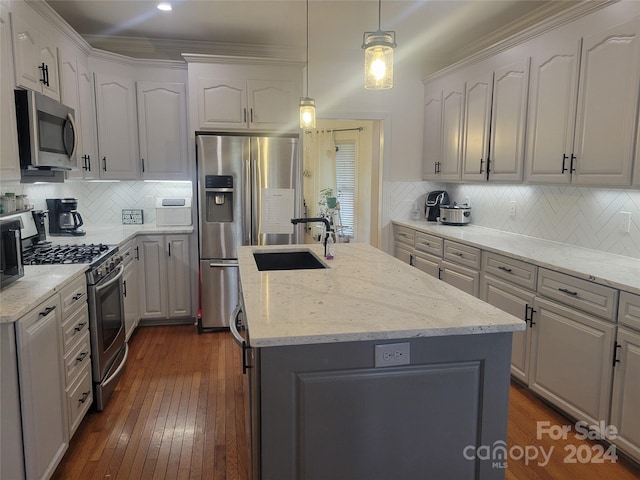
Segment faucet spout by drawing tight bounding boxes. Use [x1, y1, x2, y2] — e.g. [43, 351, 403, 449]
[291, 217, 332, 257]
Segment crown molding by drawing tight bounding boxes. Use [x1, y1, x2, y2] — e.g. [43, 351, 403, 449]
[181, 53, 305, 68]
[89, 48, 187, 70]
[26, 0, 92, 55]
[423, 0, 617, 83]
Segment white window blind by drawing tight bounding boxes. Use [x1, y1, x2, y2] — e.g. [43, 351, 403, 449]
[335, 140, 355, 238]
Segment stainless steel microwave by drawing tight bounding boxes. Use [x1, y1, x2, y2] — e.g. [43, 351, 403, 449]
[14, 89, 77, 170]
[0, 218, 24, 289]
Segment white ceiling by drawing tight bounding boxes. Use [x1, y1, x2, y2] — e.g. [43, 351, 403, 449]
[45, 0, 581, 71]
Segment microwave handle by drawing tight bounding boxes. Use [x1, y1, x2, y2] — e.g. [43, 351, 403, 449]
[65, 113, 78, 158]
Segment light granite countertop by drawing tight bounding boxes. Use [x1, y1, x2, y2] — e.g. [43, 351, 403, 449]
[237, 243, 525, 348]
[0, 223, 194, 324]
[393, 220, 640, 296]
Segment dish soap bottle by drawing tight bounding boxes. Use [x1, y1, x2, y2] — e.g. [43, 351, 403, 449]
[326, 235, 335, 260]
[410, 202, 421, 220]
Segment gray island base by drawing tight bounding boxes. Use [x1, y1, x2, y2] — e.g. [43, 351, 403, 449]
[237, 243, 524, 480]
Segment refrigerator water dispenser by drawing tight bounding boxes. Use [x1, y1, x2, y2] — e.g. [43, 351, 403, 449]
[205, 175, 234, 223]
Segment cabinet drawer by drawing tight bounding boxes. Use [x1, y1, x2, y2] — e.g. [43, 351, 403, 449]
[393, 224, 415, 246]
[482, 251, 537, 291]
[63, 331, 91, 386]
[414, 232, 443, 257]
[67, 365, 92, 437]
[443, 240, 481, 270]
[59, 274, 87, 317]
[537, 268, 618, 321]
[619, 291, 640, 332]
[61, 303, 89, 352]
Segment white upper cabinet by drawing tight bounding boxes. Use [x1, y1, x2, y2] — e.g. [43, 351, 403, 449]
[462, 70, 493, 181]
[197, 77, 297, 131]
[461, 59, 529, 182]
[136, 81, 189, 180]
[572, 19, 640, 186]
[10, 11, 60, 101]
[422, 79, 464, 181]
[1, 4, 20, 181]
[421, 86, 442, 180]
[489, 59, 529, 182]
[526, 18, 640, 186]
[525, 29, 581, 184]
[94, 73, 139, 179]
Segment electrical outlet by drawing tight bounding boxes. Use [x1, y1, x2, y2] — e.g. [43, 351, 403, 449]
[375, 342, 410, 367]
[619, 212, 631, 233]
[509, 201, 517, 217]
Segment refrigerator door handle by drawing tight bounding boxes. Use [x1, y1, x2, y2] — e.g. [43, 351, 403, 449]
[244, 141, 252, 246]
[208, 261, 238, 268]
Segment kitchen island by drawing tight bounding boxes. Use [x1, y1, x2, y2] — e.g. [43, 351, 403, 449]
[237, 242, 525, 480]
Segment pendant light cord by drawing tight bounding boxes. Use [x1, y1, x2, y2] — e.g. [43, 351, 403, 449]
[378, 0, 381, 30]
[305, 0, 309, 96]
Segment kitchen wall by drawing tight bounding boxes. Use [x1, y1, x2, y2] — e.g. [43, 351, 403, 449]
[0, 181, 192, 226]
[386, 182, 640, 259]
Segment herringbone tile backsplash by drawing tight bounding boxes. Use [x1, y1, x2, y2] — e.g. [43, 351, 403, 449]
[385, 182, 640, 259]
[0, 181, 193, 226]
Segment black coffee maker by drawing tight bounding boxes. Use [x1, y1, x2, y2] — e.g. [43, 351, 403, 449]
[46, 198, 86, 236]
[425, 191, 450, 222]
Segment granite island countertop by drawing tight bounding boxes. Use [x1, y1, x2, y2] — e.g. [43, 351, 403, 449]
[0, 223, 194, 323]
[392, 220, 640, 295]
[237, 242, 525, 347]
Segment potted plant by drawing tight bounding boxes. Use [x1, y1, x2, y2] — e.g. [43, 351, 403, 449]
[319, 188, 337, 209]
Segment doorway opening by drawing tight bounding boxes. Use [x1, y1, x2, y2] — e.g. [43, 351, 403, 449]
[301, 119, 382, 247]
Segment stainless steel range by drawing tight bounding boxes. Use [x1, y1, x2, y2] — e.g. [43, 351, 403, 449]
[20, 212, 127, 411]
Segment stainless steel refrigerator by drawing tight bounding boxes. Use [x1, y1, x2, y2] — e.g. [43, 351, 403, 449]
[196, 132, 301, 330]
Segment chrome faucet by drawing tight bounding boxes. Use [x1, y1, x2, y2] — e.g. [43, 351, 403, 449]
[291, 217, 331, 257]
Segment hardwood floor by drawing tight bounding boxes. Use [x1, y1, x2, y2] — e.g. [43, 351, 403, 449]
[53, 325, 640, 479]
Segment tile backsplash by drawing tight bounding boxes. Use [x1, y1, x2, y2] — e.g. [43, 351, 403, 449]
[0, 181, 193, 225]
[385, 182, 640, 259]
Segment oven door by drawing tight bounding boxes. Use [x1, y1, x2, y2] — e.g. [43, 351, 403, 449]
[0, 219, 24, 289]
[88, 264, 125, 383]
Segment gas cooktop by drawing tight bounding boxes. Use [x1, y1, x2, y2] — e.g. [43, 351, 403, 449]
[22, 243, 113, 265]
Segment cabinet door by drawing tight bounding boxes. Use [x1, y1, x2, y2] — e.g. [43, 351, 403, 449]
[412, 251, 440, 279]
[137, 82, 189, 180]
[572, 19, 640, 186]
[166, 235, 191, 318]
[94, 73, 139, 179]
[393, 243, 413, 266]
[610, 327, 640, 463]
[440, 259, 479, 297]
[525, 31, 580, 184]
[421, 87, 442, 180]
[488, 59, 529, 182]
[481, 275, 534, 384]
[248, 79, 296, 129]
[16, 296, 68, 480]
[39, 42, 60, 101]
[0, 6, 20, 181]
[439, 82, 464, 181]
[123, 258, 139, 340]
[77, 62, 99, 179]
[59, 53, 83, 174]
[529, 297, 615, 429]
[10, 12, 42, 93]
[198, 78, 247, 129]
[462, 71, 492, 181]
[139, 235, 168, 319]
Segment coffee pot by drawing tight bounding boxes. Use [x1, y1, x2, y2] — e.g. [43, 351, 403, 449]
[46, 198, 86, 236]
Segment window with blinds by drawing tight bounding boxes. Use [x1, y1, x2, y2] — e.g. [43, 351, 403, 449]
[335, 140, 355, 238]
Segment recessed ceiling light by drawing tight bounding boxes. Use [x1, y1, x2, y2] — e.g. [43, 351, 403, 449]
[157, 3, 172, 11]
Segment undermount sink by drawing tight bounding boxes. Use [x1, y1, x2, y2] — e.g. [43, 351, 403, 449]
[253, 250, 327, 271]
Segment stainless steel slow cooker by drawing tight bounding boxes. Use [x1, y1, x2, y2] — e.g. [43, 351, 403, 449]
[439, 204, 471, 225]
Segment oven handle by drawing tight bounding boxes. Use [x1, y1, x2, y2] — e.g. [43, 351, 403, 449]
[102, 343, 129, 388]
[95, 264, 124, 293]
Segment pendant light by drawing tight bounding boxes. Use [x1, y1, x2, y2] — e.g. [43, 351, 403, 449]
[299, 0, 316, 128]
[362, 0, 396, 90]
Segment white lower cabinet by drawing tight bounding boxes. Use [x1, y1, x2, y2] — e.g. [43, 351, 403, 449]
[16, 295, 68, 480]
[139, 235, 191, 320]
[441, 241, 481, 297]
[610, 292, 640, 463]
[121, 239, 140, 339]
[529, 296, 616, 429]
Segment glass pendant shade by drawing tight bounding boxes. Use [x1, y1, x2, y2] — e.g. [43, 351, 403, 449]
[299, 97, 316, 129]
[363, 31, 395, 89]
